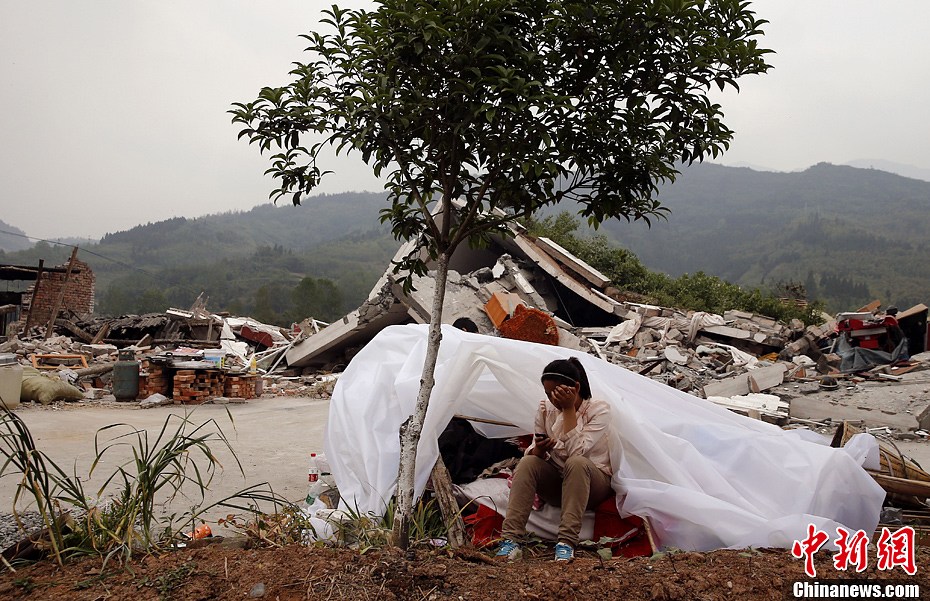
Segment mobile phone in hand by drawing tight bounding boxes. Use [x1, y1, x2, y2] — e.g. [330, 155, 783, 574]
[534, 432, 549, 440]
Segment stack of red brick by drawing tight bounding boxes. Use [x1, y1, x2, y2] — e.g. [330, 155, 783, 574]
[136, 364, 259, 403]
[172, 369, 224, 405]
[224, 375, 258, 399]
[138, 362, 170, 398]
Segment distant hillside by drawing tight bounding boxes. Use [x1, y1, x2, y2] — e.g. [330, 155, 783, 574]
[845, 159, 930, 183]
[0, 220, 32, 252]
[0, 193, 397, 323]
[2, 165, 927, 320]
[595, 162, 930, 311]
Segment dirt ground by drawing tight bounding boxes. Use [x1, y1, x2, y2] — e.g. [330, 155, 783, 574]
[2, 543, 928, 601]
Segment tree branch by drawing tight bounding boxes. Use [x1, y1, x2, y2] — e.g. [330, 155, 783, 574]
[451, 168, 499, 248]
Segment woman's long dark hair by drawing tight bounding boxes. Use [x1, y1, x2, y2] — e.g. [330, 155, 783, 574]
[540, 357, 592, 400]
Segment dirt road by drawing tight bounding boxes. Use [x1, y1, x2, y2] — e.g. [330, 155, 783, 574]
[1, 397, 329, 522]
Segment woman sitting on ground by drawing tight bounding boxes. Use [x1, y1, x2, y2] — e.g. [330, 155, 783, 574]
[496, 357, 614, 561]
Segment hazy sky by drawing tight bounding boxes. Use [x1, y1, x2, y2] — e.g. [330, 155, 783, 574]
[2, 1, 929, 239]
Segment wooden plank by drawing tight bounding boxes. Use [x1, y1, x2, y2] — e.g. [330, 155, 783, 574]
[889, 363, 921, 376]
[857, 299, 882, 313]
[453, 414, 518, 428]
[90, 323, 110, 345]
[29, 353, 89, 370]
[642, 517, 660, 555]
[535, 237, 611, 288]
[74, 364, 114, 378]
[898, 304, 929, 321]
[429, 457, 467, 549]
[55, 318, 93, 343]
[22, 259, 44, 331]
[868, 472, 930, 498]
[44, 248, 79, 340]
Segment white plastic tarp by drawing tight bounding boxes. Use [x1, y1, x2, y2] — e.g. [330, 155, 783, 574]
[325, 325, 885, 551]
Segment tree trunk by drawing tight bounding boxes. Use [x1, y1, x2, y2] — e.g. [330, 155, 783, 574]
[392, 251, 450, 549]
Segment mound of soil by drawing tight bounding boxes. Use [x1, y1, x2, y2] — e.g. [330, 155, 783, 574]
[1, 544, 927, 600]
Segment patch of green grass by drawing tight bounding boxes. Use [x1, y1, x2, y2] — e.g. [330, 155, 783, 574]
[12, 576, 36, 592]
[136, 561, 196, 601]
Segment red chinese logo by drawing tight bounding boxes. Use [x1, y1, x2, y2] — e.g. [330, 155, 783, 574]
[791, 524, 830, 578]
[791, 524, 917, 577]
[833, 527, 869, 572]
[876, 526, 917, 575]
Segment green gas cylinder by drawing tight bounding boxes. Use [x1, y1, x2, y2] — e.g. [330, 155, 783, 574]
[112, 349, 140, 401]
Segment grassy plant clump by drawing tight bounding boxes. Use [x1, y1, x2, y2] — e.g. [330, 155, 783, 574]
[84, 412, 247, 555]
[0, 404, 83, 564]
[0, 406, 287, 565]
[331, 496, 448, 553]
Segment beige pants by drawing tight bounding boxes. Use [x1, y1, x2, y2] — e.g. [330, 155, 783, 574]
[501, 454, 613, 547]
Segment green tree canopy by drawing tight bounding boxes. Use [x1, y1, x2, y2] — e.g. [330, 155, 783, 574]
[288, 276, 345, 323]
[232, 0, 771, 279]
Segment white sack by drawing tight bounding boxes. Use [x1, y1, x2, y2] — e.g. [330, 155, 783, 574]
[325, 325, 884, 551]
[605, 314, 642, 345]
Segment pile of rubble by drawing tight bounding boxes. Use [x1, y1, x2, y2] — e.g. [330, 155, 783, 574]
[0, 299, 318, 406]
[278, 219, 930, 436]
[579, 302, 930, 428]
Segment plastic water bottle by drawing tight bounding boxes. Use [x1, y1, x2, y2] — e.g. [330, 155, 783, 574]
[305, 453, 321, 506]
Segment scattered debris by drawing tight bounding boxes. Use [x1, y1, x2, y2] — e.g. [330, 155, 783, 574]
[265, 218, 930, 435]
[1, 244, 928, 438]
[0, 291, 309, 405]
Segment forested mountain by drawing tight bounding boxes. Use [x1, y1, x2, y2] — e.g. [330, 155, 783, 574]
[593, 162, 930, 311]
[0, 193, 397, 324]
[2, 163, 927, 322]
[0, 220, 32, 252]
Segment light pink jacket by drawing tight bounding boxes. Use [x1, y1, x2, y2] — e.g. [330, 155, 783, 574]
[528, 397, 613, 477]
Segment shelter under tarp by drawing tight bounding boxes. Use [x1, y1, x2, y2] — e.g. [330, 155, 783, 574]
[835, 335, 909, 372]
[326, 325, 885, 551]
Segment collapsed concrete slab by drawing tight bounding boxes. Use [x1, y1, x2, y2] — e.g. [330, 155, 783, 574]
[285, 288, 412, 370]
[285, 223, 625, 369]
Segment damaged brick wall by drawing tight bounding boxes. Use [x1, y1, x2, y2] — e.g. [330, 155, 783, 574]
[23, 259, 96, 324]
